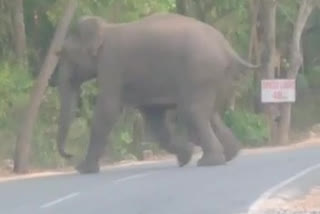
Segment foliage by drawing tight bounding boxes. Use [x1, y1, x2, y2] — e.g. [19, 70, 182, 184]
[296, 73, 309, 91]
[291, 96, 320, 132]
[0, 63, 32, 126]
[209, 0, 250, 53]
[79, 80, 98, 124]
[31, 87, 90, 168]
[305, 66, 320, 88]
[276, 0, 300, 52]
[224, 109, 269, 147]
[291, 71, 320, 132]
[0, 0, 14, 58]
[0, 62, 32, 161]
[109, 110, 137, 161]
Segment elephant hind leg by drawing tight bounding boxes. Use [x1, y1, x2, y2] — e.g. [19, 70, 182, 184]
[140, 105, 193, 166]
[211, 113, 241, 162]
[178, 103, 226, 167]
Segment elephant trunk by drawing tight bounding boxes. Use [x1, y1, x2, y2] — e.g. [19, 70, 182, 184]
[57, 62, 80, 159]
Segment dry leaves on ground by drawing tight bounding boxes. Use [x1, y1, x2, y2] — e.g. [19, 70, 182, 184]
[260, 187, 320, 213]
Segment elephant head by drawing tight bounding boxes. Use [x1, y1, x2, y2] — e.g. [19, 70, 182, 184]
[56, 16, 106, 159]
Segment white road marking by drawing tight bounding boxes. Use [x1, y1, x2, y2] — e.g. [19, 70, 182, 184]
[247, 162, 320, 214]
[40, 172, 152, 208]
[40, 192, 80, 208]
[113, 172, 153, 184]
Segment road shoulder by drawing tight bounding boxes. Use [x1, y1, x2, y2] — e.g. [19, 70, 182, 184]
[1, 137, 320, 183]
[248, 162, 320, 214]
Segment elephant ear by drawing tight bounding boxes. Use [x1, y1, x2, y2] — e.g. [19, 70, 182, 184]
[78, 16, 106, 56]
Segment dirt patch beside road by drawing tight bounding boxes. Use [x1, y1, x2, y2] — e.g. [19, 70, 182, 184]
[241, 137, 320, 155]
[0, 154, 177, 183]
[258, 187, 320, 213]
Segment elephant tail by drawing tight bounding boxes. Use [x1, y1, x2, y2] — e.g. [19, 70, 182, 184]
[223, 39, 261, 70]
[58, 148, 73, 159]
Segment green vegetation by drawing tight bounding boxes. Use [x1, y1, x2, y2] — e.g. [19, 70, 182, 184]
[224, 109, 269, 147]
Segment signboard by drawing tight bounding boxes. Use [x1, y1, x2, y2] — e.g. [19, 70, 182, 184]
[261, 79, 296, 103]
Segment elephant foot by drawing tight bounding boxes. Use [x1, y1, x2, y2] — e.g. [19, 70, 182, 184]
[218, 134, 241, 162]
[224, 142, 240, 162]
[176, 143, 193, 167]
[211, 113, 241, 162]
[197, 153, 226, 167]
[76, 161, 100, 174]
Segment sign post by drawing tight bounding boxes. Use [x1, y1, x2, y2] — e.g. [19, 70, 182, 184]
[261, 79, 296, 103]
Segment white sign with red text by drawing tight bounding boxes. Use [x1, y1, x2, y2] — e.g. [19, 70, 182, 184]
[261, 79, 296, 103]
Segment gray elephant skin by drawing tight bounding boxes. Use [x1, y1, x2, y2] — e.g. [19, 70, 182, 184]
[56, 13, 258, 174]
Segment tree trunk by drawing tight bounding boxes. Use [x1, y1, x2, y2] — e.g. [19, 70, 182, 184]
[0, 1, 13, 53]
[278, 0, 315, 145]
[176, 0, 187, 15]
[259, 0, 278, 144]
[191, 0, 214, 22]
[13, 0, 77, 174]
[249, 0, 263, 113]
[11, 0, 27, 66]
[248, 0, 260, 63]
[131, 113, 144, 160]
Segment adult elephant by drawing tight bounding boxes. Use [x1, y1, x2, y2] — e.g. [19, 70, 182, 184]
[56, 13, 258, 174]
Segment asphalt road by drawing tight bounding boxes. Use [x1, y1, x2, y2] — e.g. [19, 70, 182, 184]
[1, 145, 320, 214]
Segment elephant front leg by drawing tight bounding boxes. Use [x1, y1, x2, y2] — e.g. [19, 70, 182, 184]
[211, 113, 241, 162]
[165, 110, 194, 167]
[77, 96, 122, 174]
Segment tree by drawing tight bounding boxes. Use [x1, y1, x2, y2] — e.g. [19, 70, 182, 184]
[278, 0, 316, 144]
[175, 0, 215, 21]
[176, 0, 187, 15]
[248, 0, 263, 113]
[130, 112, 145, 160]
[11, 0, 27, 65]
[258, 0, 278, 144]
[13, 0, 77, 173]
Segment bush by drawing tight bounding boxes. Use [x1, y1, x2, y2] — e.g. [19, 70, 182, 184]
[291, 71, 320, 133]
[0, 63, 32, 126]
[223, 109, 269, 147]
[0, 63, 33, 162]
[108, 109, 157, 161]
[31, 87, 84, 168]
[305, 66, 320, 89]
